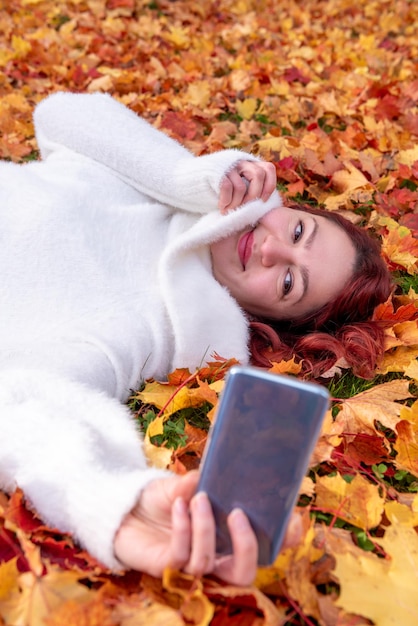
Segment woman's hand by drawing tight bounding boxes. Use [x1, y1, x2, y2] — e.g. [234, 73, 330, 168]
[113, 470, 258, 586]
[218, 160, 277, 214]
[113, 470, 302, 586]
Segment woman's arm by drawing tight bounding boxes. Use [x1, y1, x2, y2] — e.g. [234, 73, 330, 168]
[0, 367, 166, 569]
[0, 368, 262, 583]
[34, 92, 264, 214]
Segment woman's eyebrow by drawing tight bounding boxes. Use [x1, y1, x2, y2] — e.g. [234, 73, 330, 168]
[296, 218, 319, 304]
[305, 217, 318, 250]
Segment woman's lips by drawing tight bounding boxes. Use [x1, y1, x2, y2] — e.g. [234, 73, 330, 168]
[238, 230, 254, 269]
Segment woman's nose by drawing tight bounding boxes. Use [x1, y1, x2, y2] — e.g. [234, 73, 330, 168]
[261, 235, 295, 267]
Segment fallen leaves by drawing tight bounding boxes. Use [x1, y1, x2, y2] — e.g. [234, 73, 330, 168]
[1, 0, 418, 623]
[333, 525, 418, 626]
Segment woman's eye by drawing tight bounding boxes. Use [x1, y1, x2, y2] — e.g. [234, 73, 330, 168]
[294, 221, 303, 242]
[283, 270, 293, 295]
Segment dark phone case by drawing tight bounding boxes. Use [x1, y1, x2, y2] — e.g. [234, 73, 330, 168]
[197, 366, 329, 565]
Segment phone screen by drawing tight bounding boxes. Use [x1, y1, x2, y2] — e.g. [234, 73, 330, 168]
[197, 366, 329, 565]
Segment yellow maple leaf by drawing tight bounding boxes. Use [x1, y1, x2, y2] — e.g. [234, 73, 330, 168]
[165, 25, 190, 49]
[143, 432, 173, 468]
[269, 357, 302, 376]
[11, 35, 31, 59]
[377, 346, 418, 375]
[0, 569, 94, 626]
[236, 97, 258, 120]
[385, 498, 418, 527]
[186, 81, 211, 109]
[315, 473, 384, 530]
[135, 381, 178, 410]
[257, 523, 325, 621]
[396, 145, 418, 167]
[334, 524, 418, 626]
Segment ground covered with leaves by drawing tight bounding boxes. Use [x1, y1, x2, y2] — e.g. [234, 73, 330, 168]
[1, 0, 418, 624]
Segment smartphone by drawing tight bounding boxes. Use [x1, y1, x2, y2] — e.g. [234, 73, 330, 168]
[197, 365, 329, 566]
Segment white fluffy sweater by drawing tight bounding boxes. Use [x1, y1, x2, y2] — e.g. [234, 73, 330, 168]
[0, 92, 281, 568]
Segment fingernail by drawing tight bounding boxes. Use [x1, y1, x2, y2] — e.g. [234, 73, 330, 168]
[174, 497, 187, 516]
[192, 491, 211, 514]
[229, 508, 250, 530]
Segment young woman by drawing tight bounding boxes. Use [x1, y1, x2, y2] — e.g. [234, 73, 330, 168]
[0, 92, 392, 585]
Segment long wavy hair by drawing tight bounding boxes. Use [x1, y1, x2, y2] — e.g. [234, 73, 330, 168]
[249, 204, 394, 379]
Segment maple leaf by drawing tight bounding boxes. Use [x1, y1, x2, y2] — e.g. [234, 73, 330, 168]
[393, 401, 418, 476]
[256, 521, 326, 623]
[159, 111, 198, 141]
[372, 214, 418, 273]
[315, 473, 384, 530]
[332, 525, 418, 626]
[334, 379, 413, 439]
[236, 97, 258, 120]
[0, 567, 94, 626]
[373, 297, 418, 323]
[269, 357, 302, 376]
[163, 568, 215, 625]
[378, 345, 418, 375]
[1, 0, 418, 623]
[385, 496, 418, 528]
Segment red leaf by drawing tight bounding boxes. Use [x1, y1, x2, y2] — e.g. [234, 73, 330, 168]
[283, 67, 310, 85]
[159, 112, 197, 141]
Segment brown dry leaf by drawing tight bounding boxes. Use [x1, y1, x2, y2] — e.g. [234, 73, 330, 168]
[331, 162, 370, 193]
[334, 379, 413, 438]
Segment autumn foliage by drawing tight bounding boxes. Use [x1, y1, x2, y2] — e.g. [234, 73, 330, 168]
[1, 0, 418, 624]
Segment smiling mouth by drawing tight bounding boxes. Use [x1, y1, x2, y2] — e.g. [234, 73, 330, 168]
[238, 229, 254, 269]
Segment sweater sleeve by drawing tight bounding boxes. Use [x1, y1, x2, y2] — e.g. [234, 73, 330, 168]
[0, 368, 168, 570]
[34, 91, 260, 214]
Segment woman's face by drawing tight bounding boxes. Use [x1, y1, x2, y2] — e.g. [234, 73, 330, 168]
[210, 206, 356, 320]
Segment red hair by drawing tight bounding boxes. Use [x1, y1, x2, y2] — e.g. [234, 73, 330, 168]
[249, 204, 394, 379]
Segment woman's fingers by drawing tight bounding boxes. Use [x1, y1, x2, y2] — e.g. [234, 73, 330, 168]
[183, 491, 216, 576]
[219, 160, 277, 212]
[219, 168, 249, 212]
[238, 161, 277, 202]
[213, 508, 258, 586]
[169, 496, 193, 569]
